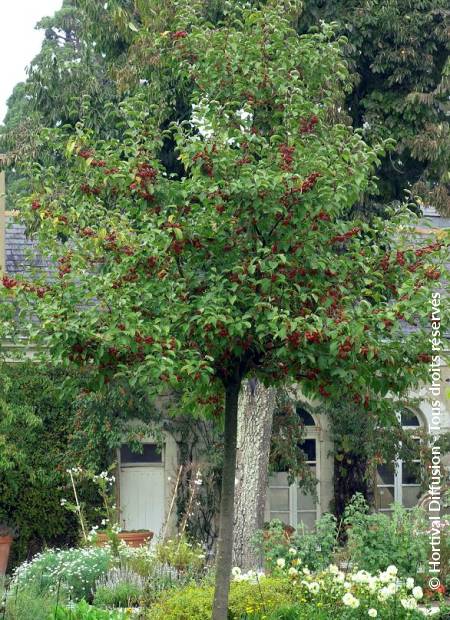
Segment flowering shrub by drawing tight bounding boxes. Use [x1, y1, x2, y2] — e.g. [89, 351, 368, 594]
[11, 546, 113, 601]
[343, 495, 429, 579]
[93, 567, 144, 608]
[147, 564, 443, 619]
[154, 535, 206, 573]
[255, 513, 338, 572]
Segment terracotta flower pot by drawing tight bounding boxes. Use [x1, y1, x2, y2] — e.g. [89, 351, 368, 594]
[95, 530, 153, 548]
[0, 536, 13, 575]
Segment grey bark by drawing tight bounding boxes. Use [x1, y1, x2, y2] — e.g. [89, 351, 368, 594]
[232, 380, 276, 570]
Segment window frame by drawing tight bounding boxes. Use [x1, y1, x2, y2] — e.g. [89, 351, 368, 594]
[375, 409, 424, 512]
[268, 408, 321, 528]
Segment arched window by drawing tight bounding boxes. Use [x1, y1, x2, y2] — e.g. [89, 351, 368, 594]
[375, 409, 423, 512]
[267, 406, 319, 529]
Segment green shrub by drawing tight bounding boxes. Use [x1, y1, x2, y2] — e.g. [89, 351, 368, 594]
[12, 546, 112, 601]
[53, 600, 131, 619]
[255, 513, 338, 572]
[343, 494, 428, 577]
[147, 577, 293, 620]
[93, 567, 144, 607]
[2, 583, 59, 620]
[154, 535, 206, 572]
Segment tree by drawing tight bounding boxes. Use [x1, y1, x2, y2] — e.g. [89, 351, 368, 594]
[301, 0, 450, 213]
[233, 380, 275, 570]
[2, 3, 447, 618]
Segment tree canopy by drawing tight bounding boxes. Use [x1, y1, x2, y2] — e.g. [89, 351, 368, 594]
[2, 3, 448, 616]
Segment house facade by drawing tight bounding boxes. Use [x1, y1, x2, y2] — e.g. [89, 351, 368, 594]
[1, 169, 449, 538]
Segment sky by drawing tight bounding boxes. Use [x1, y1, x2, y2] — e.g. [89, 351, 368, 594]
[0, 0, 62, 124]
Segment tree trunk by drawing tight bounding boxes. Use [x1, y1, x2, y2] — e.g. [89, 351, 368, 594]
[233, 380, 276, 570]
[212, 380, 241, 620]
[333, 451, 373, 524]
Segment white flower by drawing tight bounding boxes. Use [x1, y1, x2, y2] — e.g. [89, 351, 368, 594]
[308, 581, 320, 594]
[342, 592, 360, 609]
[368, 609, 377, 618]
[288, 547, 297, 556]
[386, 565, 398, 576]
[288, 567, 298, 576]
[384, 582, 397, 596]
[302, 567, 310, 575]
[231, 567, 241, 578]
[378, 587, 391, 602]
[343, 581, 352, 590]
[412, 586, 423, 600]
[328, 564, 339, 574]
[401, 597, 418, 610]
[276, 558, 286, 569]
[60, 498, 67, 506]
[406, 577, 415, 590]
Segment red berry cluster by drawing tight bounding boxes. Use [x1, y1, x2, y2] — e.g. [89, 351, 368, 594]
[31, 200, 41, 211]
[425, 268, 440, 280]
[338, 337, 353, 359]
[192, 150, 213, 177]
[134, 332, 155, 345]
[330, 227, 360, 244]
[279, 144, 295, 171]
[300, 172, 320, 193]
[305, 331, 321, 343]
[318, 384, 331, 398]
[300, 115, 319, 134]
[415, 242, 441, 257]
[417, 353, 432, 363]
[80, 183, 101, 196]
[2, 275, 17, 289]
[314, 211, 330, 222]
[58, 255, 72, 278]
[81, 227, 95, 237]
[78, 149, 93, 159]
[172, 30, 188, 39]
[90, 159, 106, 168]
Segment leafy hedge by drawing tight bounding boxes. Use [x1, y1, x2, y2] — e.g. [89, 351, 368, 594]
[0, 363, 111, 568]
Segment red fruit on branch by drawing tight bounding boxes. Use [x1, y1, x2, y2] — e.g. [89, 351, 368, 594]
[330, 227, 360, 244]
[81, 227, 95, 237]
[78, 149, 93, 159]
[2, 275, 18, 289]
[417, 353, 432, 363]
[300, 115, 319, 134]
[305, 331, 321, 343]
[425, 268, 440, 280]
[279, 144, 295, 171]
[31, 200, 41, 211]
[318, 384, 331, 398]
[117, 323, 126, 331]
[172, 30, 188, 39]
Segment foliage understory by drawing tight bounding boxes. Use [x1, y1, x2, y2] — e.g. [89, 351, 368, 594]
[1, 497, 448, 620]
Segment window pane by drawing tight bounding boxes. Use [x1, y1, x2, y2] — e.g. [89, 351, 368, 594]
[377, 463, 395, 485]
[402, 462, 421, 485]
[401, 409, 420, 427]
[268, 472, 289, 487]
[297, 488, 315, 511]
[299, 438, 316, 462]
[297, 512, 316, 530]
[120, 443, 162, 464]
[270, 512, 291, 524]
[269, 488, 289, 511]
[375, 486, 395, 510]
[402, 486, 421, 508]
[297, 407, 315, 426]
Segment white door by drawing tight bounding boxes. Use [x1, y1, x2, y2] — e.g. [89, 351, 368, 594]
[120, 466, 165, 535]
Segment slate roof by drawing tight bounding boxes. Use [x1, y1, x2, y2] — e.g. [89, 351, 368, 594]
[5, 217, 51, 276]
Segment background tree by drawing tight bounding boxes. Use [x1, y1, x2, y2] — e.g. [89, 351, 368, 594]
[2, 3, 447, 617]
[301, 0, 450, 212]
